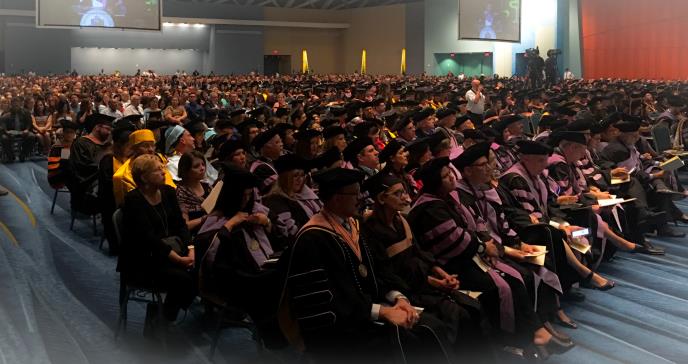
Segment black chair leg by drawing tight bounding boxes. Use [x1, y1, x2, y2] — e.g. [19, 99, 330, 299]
[115, 286, 129, 339]
[70, 211, 75, 231]
[50, 189, 58, 215]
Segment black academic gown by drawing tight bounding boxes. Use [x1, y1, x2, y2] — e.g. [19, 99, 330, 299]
[362, 212, 487, 352]
[285, 221, 450, 363]
[407, 192, 541, 347]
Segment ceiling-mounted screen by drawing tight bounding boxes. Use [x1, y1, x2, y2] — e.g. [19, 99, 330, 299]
[37, 0, 162, 31]
[459, 0, 521, 42]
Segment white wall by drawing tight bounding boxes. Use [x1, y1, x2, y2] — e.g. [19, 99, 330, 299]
[71, 48, 206, 75]
[424, 0, 557, 76]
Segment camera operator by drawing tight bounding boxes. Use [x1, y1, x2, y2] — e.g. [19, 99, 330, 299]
[526, 48, 545, 90]
[545, 50, 560, 88]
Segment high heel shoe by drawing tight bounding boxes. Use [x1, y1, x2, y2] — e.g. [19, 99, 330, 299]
[555, 316, 578, 329]
[545, 334, 576, 354]
[580, 271, 615, 291]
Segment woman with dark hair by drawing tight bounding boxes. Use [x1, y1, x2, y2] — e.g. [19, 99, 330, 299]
[50, 97, 75, 136]
[176, 151, 211, 233]
[31, 98, 53, 154]
[379, 139, 419, 199]
[77, 98, 93, 126]
[195, 166, 281, 335]
[264, 154, 322, 249]
[293, 129, 322, 160]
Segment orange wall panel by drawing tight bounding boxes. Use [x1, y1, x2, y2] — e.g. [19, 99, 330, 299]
[580, 0, 688, 79]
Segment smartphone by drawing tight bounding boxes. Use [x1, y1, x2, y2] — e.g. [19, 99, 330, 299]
[572, 228, 590, 238]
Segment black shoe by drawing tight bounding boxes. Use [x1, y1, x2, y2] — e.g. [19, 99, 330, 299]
[657, 225, 686, 238]
[581, 271, 615, 291]
[555, 316, 578, 329]
[545, 335, 576, 354]
[562, 287, 586, 302]
[633, 242, 665, 255]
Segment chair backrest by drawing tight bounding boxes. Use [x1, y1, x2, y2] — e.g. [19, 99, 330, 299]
[112, 209, 124, 249]
[47, 144, 67, 189]
[651, 124, 672, 154]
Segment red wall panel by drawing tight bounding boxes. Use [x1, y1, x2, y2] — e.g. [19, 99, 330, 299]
[580, 0, 688, 80]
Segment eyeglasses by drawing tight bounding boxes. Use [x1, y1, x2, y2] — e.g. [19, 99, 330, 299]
[469, 161, 490, 168]
[386, 189, 408, 198]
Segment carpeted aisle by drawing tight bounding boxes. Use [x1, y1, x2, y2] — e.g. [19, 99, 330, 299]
[0, 158, 686, 364]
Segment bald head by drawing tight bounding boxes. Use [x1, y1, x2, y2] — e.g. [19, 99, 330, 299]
[471, 80, 481, 89]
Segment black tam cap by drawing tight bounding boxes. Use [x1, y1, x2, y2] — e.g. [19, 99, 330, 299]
[435, 107, 457, 120]
[323, 126, 346, 140]
[185, 120, 207, 135]
[452, 142, 490, 171]
[353, 120, 379, 138]
[412, 107, 435, 123]
[493, 114, 523, 133]
[274, 154, 309, 174]
[379, 139, 404, 163]
[313, 147, 343, 170]
[253, 128, 281, 150]
[454, 114, 474, 128]
[391, 116, 414, 132]
[362, 172, 403, 199]
[217, 139, 246, 161]
[343, 137, 374, 163]
[566, 118, 593, 133]
[615, 121, 641, 133]
[294, 129, 322, 142]
[220, 165, 259, 190]
[415, 156, 450, 190]
[312, 167, 365, 200]
[517, 140, 553, 155]
[549, 130, 587, 146]
[84, 113, 115, 132]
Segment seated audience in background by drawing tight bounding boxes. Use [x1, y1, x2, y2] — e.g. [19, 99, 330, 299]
[165, 124, 218, 183]
[0, 96, 37, 162]
[120, 154, 196, 328]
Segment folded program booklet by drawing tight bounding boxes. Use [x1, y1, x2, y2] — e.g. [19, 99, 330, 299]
[597, 197, 636, 207]
[660, 156, 685, 172]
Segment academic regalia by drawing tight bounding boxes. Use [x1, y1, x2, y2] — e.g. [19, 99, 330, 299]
[456, 180, 563, 321]
[285, 211, 450, 362]
[263, 185, 322, 250]
[490, 142, 518, 174]
[407, 191, 541, 344]
[362, 211, 488, 354]
[112, 153, 177, 207]
[250, 157, 278, 195]
[68, 136, 110, 214]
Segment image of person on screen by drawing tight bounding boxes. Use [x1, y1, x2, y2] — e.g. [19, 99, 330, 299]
[80, 0, 115, 27]
[479, 3, 497, 39]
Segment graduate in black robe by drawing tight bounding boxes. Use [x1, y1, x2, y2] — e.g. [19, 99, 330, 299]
[263, 154, 322, 250]
[68, 114, 114, 215]
[500, 140, 617, 297]
[601, 121, 688, 236]
[282, 168, 451, 363]
[361, 171, 488, 360]
[407, 157, 573, 359]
